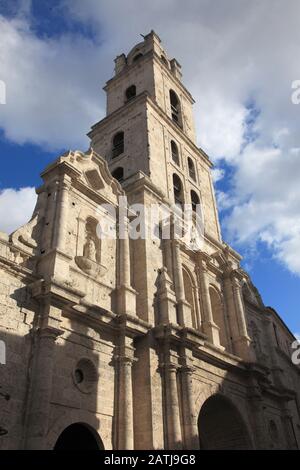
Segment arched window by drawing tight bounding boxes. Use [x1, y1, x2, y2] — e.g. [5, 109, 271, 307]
[171, 140, 180, 165]
[173, 174, 184, 208]
[169, 89, 182, 127]
[188, 157, 196, 181]
[133, 53, 143, 62]
[191, 190, 200, 212]
[112, 132, 124, 158]
[125, 85, 136, 102]
[112, 167, 124, 182]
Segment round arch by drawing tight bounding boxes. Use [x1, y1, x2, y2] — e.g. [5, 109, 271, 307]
[198, 394, 253, 450]
[53, 422, 104, 450]
[46, 409, 109, 450]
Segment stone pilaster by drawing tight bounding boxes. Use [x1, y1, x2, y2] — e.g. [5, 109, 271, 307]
[76, 215, 87, 256]
[24, 302, 63, 450]
[115, 336, 135, 450]
[231, 274, 253, 361]
[162, 238, 173, 277]
[172, 240, 185, 303]
[163, 362, 182, 449]
[157, 268, 177, 324]
[263, 316, 285, 387]
[172, 240, 192, 327]
[53, 176, 71, 252]
[223, 273, 240, 352]
[196, 259, 221, 348]
[281, 406, 299, 449]
[179, 351, 198, 449]
[119, 216, 131, 288]
[117, 216, 137, 315]
[248, 384, 268, 449]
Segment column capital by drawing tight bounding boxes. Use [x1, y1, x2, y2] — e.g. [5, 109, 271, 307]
[114, 337, 136, 365]
[159, 362, 179, 373]
[37, 326, 64, 340]
[60, 180, 72, 191]
[115, 355, 137, 366]
[198, 259, 208, 273]
[222, 263, 235, 279]
[230, 269, 245, 285]
[180, 364, 196, 375]
[57, 173, 72, 191]
[196, 249, 210, 262]
[232, 277, 242, 290]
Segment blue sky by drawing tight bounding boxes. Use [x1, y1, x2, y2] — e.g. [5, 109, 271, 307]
[0, 0, 299, 334]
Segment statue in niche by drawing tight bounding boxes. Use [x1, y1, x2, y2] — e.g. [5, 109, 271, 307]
[75, 217, 107, 278]
[83, 237, 97, 262]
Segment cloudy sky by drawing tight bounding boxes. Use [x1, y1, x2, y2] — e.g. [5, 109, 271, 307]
[0, 0, 299, 334]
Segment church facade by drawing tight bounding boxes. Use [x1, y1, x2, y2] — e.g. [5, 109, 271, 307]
[0, 31, 299, 450]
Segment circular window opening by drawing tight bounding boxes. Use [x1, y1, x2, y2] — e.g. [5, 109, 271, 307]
[74, 368, 84, 384]
[73, 358, 98, 394]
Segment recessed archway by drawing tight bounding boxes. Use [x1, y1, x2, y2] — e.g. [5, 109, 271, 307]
[198, 394, 252, 450]
[54, 423, 104, 450]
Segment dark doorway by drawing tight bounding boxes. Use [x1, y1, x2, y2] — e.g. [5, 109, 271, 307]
[54, 423, 104, 450]
[198, 395, 252, 450]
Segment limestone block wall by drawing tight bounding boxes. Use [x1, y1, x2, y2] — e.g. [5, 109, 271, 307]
[132, 334, 164, 450]
[192, 355, 294, 450]
[146, 105, 221, 243]
[106, 57, 155, 115]
[90, 101, 149, 182]
[153, 59, 196, 143]
[47, 315, 116, 450]
[0, 246, 37, 449]
[128, 188, 164, 325]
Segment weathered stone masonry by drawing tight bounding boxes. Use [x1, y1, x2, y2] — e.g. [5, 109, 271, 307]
[0, 31, 299, 450]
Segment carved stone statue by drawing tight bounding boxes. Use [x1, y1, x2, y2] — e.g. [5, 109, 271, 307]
[83, 238, 97, 262]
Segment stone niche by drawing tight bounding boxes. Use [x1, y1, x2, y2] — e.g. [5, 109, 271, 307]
[75, 216, 107, 278]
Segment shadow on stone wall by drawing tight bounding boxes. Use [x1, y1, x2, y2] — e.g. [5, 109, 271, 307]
[0, 309, 110, 450]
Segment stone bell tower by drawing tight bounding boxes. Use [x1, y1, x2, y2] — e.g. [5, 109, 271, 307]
[87, 31, 256, 449]
[88, 30, 221, 244]
[0, 31, 299, 452]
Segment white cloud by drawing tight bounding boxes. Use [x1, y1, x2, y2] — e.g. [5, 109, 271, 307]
[0, 14, 104, 151]
[223, 144, 300, 274]
[0, 187, 37, 234]
[211, 168, 225, 183]
[1, 1, 300, 276]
